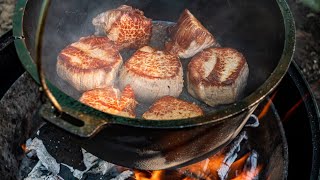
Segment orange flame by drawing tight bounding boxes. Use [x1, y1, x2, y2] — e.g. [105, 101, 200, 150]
[21, 144, 28, 153]
[182, 177, 195, 180]
[227, 152, 251, 178]
[179, 153, 225, 179]
[133, 152, 262, 180]
[135, 170, 164, 180]
[271, 80, 317, 122]
[258, 91, 278, 119]
[230, 165, 263, 180]
[231, 152, 250, 170]
[282, 93, 309, 122]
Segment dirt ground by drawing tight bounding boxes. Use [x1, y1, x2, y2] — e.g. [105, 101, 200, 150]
[287, 0, 320, 105]
[0, 0, 15, 34]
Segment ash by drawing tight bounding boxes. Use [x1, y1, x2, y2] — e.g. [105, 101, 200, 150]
[23, 137, 132, 180]
[22, 115, 260, 180]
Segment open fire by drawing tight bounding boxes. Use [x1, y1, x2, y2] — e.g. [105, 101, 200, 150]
[19, 114, 262, 180]
[15, 90, 296, 180]
[134, 149, 262, 180]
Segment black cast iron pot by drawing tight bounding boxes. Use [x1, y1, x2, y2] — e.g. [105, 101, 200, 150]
[13, 0, 295, 170]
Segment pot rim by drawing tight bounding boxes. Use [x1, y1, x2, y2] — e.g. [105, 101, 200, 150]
[13, 0, 295, 129]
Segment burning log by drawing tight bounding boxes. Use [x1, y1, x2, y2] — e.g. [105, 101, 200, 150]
[27, 138, 60, 175]
[22, 132, 263, 180]
[20, 112, 264, 180]
[177, 131, 248, 180]
[230, 152, 262, 180]
[217, 132, 248, 180]
[24, 161, 63, 180]
[245, 115, 259, 128]
[24, 137, 132, 180]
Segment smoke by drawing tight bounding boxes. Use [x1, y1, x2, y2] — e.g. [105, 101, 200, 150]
[39, 0, 155, 98]
[25, 0, 286, 106]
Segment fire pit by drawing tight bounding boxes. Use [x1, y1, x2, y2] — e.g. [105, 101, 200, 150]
[2, 73, 287, 179]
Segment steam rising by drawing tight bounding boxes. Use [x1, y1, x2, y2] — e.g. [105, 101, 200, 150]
[34, 0, 285, 116]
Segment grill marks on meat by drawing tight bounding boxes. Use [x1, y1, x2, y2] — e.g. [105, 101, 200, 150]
[119, 46, 184, 103]
[187, 48, 249, 106]
[92, 5, 152, 49]
[57, 36, 122, 92]
[165, 9, 218, 59]
[80, 85, 137, 118]
[142, 96, 203, 120]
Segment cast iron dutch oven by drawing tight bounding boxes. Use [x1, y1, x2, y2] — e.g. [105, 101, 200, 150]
[13, 0, 295, 170]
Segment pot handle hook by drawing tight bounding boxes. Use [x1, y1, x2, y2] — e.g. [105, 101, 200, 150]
[39, 103, 108, 137]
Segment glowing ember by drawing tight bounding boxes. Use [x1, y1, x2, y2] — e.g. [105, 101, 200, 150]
[227, 152, 251, 178]
[21, 117, 265, 180]
[134, 170, 164, 180]
[133, 151, 262, 180]
[230, 165, 263, 180]
[133, 135, 262, 180]
[21, 108, 267, 179]
[21, 144, 28, 153]
[180, 153, 225, 179]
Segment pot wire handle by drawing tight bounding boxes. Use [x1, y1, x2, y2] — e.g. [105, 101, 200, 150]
[35, 0, 108, 137]
[35, 0, 62, 113]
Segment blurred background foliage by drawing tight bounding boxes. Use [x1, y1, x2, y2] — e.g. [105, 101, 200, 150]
[301, 0, 320, 12]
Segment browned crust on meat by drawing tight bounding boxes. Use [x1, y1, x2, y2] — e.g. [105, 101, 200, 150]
[142, 96, 203, 120]
[124, 46, 182, 79]
[79, 85, 137, 118]
[57, 36, 122, 73]
[170, 9, 214, 48]
[113, 13, 152, 49]
[119, 85, 137, 117]
[165, 9, 217, 55]
[103, 5, 152, 49]
[188, 48, 247, 87]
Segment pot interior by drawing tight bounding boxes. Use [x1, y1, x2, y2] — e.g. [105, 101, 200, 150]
[21, 0, 286, 118]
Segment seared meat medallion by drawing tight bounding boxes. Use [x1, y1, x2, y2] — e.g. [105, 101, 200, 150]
[142, 96, 204, 120]
[165, 9, 218, 59]
[80, 85, 137, 118]
[119, 46, 184, 103]
[92, 5, 152, 49]
[187, 48, 249, 106]
[54, 6, 251, 120]
[56, 36, 122, 92]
